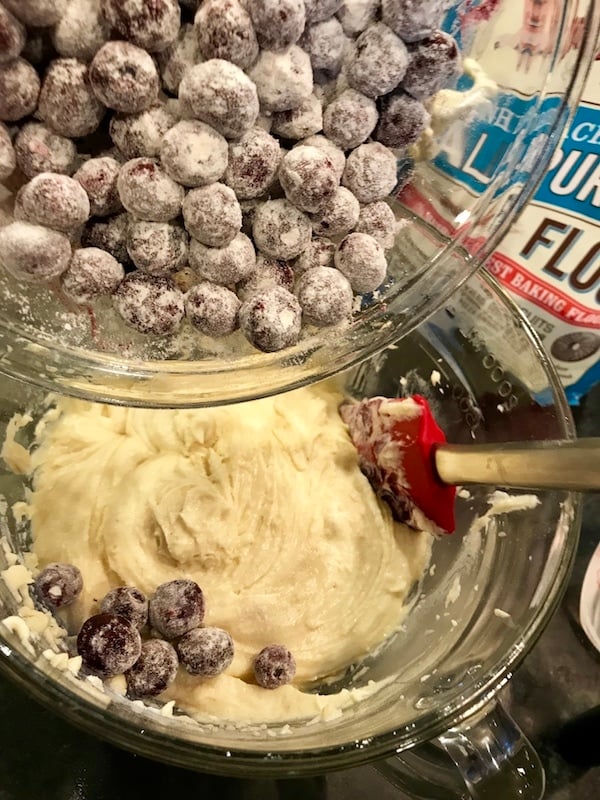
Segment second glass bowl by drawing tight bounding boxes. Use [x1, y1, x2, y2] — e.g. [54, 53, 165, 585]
[0, 269, 580, 800]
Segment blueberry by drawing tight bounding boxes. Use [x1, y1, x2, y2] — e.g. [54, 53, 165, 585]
[239, 286, 302, 353]
[253, 645, 296, 689]
[148, 579, 205, 639]
[401, 31, 461, 101]
[382, 0, 446, 43]
[177, 627, 234, 677]
[100, 586, 148, 630]
[126, 639, 179, 698]
[34, 563, 83, 608]
[77, 613, 142, 677]
[375, 91, 431, 149]
[296, 266, 353, 327]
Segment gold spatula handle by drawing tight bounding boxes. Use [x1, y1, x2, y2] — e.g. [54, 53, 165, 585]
[434, 438, 600, 492]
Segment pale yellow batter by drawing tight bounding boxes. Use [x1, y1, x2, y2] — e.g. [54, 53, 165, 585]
[27, 383, 431, 722]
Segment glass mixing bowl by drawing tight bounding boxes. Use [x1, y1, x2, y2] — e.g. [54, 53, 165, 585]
[0, 269, 580, 799]
[0, 0, 598, 406]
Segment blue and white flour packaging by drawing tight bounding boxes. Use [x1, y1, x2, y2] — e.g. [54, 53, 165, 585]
[416, 1, 600, 404]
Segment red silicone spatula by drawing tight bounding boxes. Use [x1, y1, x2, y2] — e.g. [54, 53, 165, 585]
[341, 395, 600, 536]
[341, 395, 456, 535]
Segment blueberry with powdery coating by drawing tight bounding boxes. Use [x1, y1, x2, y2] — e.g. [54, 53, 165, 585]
[337, 0, 379, 37]
[225, 128, 282, 201]
[179, 60, 259, 140]
[185, 282, 241, 337]
[0, 222, 72, 284]
[189, 233, 256, 285]
[0, 5, 25, 63]
[117, 158, 184, 222]
[78, 613, 142, 677]
[296, 266, 353, 327]
[182, 184, 242, 248]
[401, 31, 461, 101]
[310, 187, 360, 238]
[323, 90, 378, 151]
[301, 17, 346, 74]
[304, 0, 342, 23]
[38, 59, 105, 138]
[15, 173, 90, 233]
[293, 237, 336, 274]
[239, 285, 302, 352]
[300, 135, 346, 182]
[194, 0, 259, 70]
[0, 123, 15, 181]
[14, 123, 78, 179]
[279, 146, 339, 214]
[161, 121, 229, 189]
[149, 579, 205, 639]
[335, 232, 387, 294]
[75, 157, 123, 218]
[382, 0, 446, 43]
[126, 639, 179, 698]
[2, 0, 67, 27]
[0, 59, 40, 123]
[271, 95, 323, 141]
[375, 91, 431, 150]
[100, 0, 180, 53]
[236, 253, 294, 302]
[246, 0, 306, 51]
[90, 41, 159, 113]
[34, 563, 83, 609]
[110, 105, 177, 160]
[252, 199, 312, 261]
[247, 46, 313, 113]
[61, 248, 125, 305]
[356, 201, 398, 251]
[52, 0, 110, 62]
[254, 644, 296, 689]
[342, 142, 398, 204]
[113, 272, 185, 336]
[100, 587, 148, 630]
[346, 23, 409, 99]
[177, 627, 234, 677]
[126, 221, 188, 276]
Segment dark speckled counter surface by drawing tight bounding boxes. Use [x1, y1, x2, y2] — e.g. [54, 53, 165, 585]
[0, 385, 598, 800]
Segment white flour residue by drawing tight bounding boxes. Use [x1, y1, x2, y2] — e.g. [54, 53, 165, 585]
[470, 490, 540, 537]
[411, 58, 498, 161]
[445, 574, 461, 607]
[380, 396, 422, 420]
[487, 490, 540, 515]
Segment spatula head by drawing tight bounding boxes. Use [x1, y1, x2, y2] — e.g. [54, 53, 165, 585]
[341, 395, 456, 534]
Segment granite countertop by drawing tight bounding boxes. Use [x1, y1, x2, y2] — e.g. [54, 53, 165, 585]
[0, 385, 598, 800]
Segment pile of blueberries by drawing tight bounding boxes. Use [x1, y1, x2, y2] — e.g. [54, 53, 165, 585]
[35, 562, 296, 697]
[0, 0, 460, 353]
